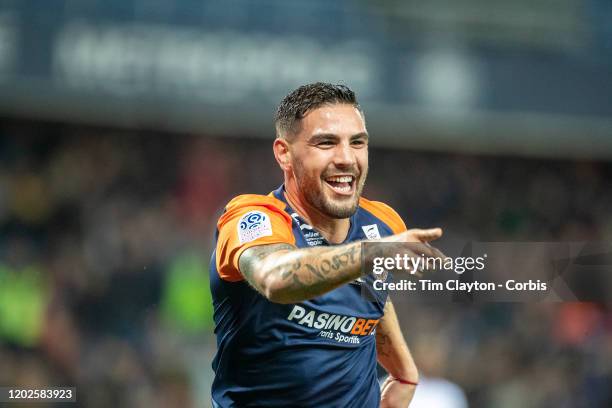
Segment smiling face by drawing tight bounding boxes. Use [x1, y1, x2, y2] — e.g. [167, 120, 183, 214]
[277, 103, 369, 219]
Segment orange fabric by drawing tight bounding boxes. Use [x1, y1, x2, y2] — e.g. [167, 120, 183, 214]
[358, 197, 407, 234]
[216, 194, 296, 282]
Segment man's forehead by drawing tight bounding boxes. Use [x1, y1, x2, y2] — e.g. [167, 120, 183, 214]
[299, 104, 366, 135]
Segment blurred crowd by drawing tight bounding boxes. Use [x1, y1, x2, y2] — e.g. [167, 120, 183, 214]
[0, 119, 611, 407]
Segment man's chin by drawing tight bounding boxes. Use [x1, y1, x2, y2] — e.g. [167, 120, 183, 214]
[322, 198, 360, 219]
[304, 187, 361, 219]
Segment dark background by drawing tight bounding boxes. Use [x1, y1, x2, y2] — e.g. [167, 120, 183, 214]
[1, 1, 611, 407]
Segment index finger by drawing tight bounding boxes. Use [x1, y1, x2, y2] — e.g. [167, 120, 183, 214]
[405, 241, 447, 261]
[407, 228, 443, 242]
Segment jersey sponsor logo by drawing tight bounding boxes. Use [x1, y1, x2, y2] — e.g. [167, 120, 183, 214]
[362, 224, 381, 239]
[237, 211, 273, 244]
[287, 305, 379, 344]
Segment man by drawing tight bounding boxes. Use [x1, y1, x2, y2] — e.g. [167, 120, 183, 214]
[210, 83, 444, 407]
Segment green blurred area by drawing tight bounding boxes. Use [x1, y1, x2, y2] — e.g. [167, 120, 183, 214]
[161, 253, 214, 334]
[0, 264, 47, 347]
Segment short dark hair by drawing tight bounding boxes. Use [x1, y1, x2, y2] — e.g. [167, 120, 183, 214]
[274, 82, 362, 140]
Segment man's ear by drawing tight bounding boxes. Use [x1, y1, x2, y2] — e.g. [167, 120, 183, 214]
[273, 137, 292, 171]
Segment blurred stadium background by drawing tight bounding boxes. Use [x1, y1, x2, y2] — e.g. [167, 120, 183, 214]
[1, 1, 611, 407]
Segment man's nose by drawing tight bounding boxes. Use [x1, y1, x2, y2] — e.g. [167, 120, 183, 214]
[333, 142, 356, 168]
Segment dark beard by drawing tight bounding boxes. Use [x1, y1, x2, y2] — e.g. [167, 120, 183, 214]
[305, 188, 359, 219]
[294, 161, 367, 219]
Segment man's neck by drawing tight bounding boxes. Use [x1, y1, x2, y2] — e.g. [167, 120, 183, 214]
[283, 185, 351, 245]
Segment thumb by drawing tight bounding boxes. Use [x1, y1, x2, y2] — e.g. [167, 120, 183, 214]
[409, 228, 443, 242]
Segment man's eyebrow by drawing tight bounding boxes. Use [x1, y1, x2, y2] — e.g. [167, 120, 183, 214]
[308, 132, 369, 143]
[351, 132, 369, 141]
[308, 133, 339, 143]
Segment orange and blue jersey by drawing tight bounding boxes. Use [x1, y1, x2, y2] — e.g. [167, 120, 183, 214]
[210, 185, 407, 408]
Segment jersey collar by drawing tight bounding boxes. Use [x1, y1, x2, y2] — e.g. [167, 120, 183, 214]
[271, 184, 359, 245]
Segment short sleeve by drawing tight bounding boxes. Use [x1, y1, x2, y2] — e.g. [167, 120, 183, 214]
[359, 198, 407, 235]
[215, 195, 295, 282]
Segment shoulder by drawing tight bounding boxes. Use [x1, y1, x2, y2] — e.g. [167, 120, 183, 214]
[358, 197, 407, 234]
[224, 193, 288, 213]
[218, 194, 293, 227]
[215, 193, 296, 282]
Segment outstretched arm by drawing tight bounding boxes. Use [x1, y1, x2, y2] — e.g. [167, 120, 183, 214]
[237, 228, 445, 304]
[238, 241, 362, 303]
[377, 299, 418, 407]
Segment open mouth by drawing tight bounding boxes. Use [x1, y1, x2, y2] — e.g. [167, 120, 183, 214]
[324, 175, 356, 196]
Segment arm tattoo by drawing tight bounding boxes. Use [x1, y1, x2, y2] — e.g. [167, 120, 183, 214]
[377, 333, 392, 358]
[239, 243, 294, 291]
[376, 300, 394, 358]
[282, 245, 359, 293]
[238, 242, 361, 302]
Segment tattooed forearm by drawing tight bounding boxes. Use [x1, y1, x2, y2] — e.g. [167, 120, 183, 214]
[238, 242, 362, 303]
[376, 300, 419, 382]
[376, 333, 392, 358]
[376, 312, 393, 358]
[239, 243, 295, 292]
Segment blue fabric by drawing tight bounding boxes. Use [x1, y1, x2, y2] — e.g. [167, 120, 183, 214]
[210, 186, 397, 407]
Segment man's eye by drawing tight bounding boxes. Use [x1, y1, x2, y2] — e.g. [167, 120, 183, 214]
[352, 140, 366, 146]
[318, 141, 335, 147]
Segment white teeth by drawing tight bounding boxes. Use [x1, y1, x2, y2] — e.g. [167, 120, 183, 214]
[327, 176, 353, 183]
